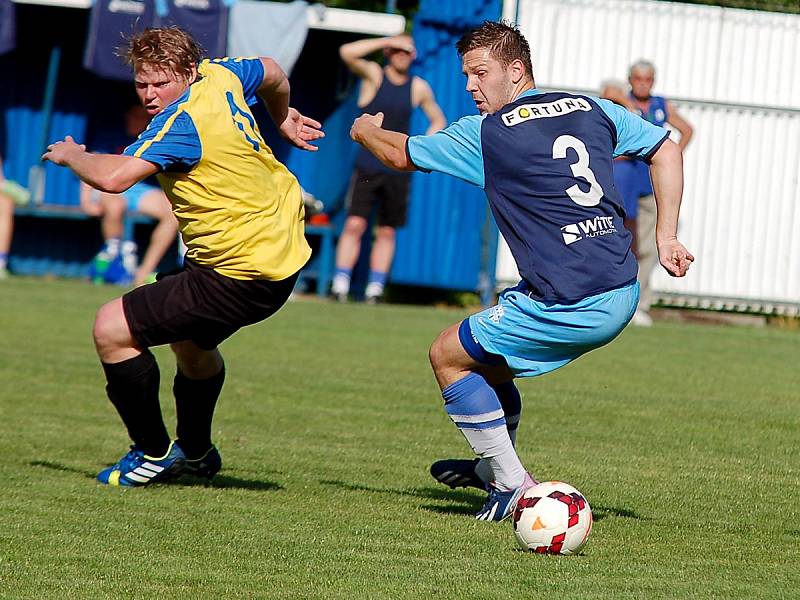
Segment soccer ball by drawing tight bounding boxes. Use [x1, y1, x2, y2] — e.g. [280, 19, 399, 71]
[512, 481, 593, 555]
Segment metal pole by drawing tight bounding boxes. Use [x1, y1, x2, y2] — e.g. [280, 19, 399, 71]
[30, 45, 61, 204]
[386, 0, 397, 14]
[478, 205, 498, 308]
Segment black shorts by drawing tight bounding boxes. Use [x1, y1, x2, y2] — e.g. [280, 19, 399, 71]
[347, 169, 411, 228]
[122, 259, 299, 351]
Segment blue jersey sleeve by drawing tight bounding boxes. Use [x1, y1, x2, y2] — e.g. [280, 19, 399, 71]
[124, 109, 202, 173]
[406, 115, 485, 188]
[209, 57, 265, 105]
[595, 98, 670, 161]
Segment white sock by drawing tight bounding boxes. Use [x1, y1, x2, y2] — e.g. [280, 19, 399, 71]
[460, 426, 526, 491]
[475, 419, 519, 484]
[365, 281, 384, 298]
[332, 272, 351, 295]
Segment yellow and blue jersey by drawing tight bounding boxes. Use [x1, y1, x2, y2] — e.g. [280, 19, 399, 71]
[124, 57, 311, 281]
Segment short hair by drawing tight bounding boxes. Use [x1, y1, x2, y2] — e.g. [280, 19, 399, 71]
[119, 27, 204, 80]
[600, 79, 628, 94]
[456, 20, 533, 80]
[629, 59, 656, 77]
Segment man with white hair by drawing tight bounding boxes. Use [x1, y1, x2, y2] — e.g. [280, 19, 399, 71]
[623, 60, 694, 325]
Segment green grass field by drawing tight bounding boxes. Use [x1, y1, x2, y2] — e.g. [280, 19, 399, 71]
[0, 277, 797, 599]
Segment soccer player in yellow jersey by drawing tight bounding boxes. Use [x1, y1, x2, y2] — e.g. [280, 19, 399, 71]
[42, 27, 324, 486]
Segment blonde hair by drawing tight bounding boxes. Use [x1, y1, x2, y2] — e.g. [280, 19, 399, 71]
[119, 27, 204, 80]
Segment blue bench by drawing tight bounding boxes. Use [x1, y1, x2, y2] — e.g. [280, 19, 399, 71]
[11, 204, 158, 279]
[300, 223, 336, 297]
[11, 204, 336, 296]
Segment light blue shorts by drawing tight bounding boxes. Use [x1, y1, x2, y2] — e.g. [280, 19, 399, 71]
[460, 282, 639, 378]
[122, 181, 159, 212]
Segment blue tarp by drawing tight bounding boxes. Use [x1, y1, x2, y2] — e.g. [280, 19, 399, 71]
[83, 0, 156, 81]
[392, 0, 501, 290]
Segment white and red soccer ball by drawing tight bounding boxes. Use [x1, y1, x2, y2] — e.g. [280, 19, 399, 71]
[512, 481, 593, 555]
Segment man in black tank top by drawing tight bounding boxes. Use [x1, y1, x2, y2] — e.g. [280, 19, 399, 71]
[332, 33, 445, 303]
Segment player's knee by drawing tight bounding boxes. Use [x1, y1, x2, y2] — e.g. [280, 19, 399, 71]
[172, 343, 223, 378]
[428, 332, 449, 373]
[93, 301, 122, 354]
[376, 226, 395, 241]
[343, 217, 367, 236]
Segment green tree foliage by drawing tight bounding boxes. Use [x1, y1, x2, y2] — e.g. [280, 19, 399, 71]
[675, 0, 799, 13]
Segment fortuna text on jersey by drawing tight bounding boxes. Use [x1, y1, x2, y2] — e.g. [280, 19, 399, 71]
[502, 97, 592, 127]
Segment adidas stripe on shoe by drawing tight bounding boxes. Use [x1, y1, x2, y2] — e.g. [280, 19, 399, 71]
[97, 441, 186, 487]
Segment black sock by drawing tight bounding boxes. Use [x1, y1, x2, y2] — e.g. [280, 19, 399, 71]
[102, 351, 170, 457]
[174, 366, 225, 459]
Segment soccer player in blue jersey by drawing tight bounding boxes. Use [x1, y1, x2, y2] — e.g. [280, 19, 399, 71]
[350, 21, 694, 521]
[43, 27, 324, 487]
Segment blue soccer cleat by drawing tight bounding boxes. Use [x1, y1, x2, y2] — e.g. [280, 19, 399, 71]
[97, 441, 186, 487]
[430, 458, 486, 490]
[180, 445, 222, 479]
[103, 255, 133, 286]
[475, 472, 537, 522]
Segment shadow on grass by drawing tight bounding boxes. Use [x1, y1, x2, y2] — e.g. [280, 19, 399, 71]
[30, 460, 96, 479]
[29, 461, 282, 492]
[321, 479, 484, 516]
[178, 473, 282, 492]
[321, 479, 645, 520]
[592, 505, 643, 521]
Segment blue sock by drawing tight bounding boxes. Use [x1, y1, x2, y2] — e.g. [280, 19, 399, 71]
[0, 252, 8, 268]
[368, 270, 388, 286]
[491, 381, 522, 444]
[335, 267, 352, 279]
[442, 372, 526, 490]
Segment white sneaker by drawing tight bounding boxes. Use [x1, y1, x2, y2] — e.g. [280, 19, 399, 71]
[632, 309, 653, 327]
[364, 282, 384, 304]
[331, 273, 350, 302]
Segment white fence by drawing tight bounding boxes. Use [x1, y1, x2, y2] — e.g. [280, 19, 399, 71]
[496, 0, 800, 314]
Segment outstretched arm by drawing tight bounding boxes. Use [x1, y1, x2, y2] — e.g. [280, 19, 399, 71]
[648, 139, 694, 277]
[42, 136, 157, 193]
[257, 57, 324, 151]
[350, 113, 415, 172]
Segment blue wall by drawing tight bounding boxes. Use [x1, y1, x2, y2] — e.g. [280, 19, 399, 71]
[2, 2, 503, 292]
[276, 0, 502, 292]
[393, 0, 501, 291]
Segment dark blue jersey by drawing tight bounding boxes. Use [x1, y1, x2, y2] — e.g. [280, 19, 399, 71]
[407, 89, 669, 303]
[355, 73, 413, 173]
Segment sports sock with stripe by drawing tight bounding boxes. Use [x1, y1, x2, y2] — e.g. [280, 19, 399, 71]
[475, 380, 523, 484]
[102, 350, 170, 457]
[442, 372, 527, 491]
[174, 365, 225, 458]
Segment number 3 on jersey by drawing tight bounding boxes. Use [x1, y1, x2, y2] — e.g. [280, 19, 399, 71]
[552, 135, 604, 207]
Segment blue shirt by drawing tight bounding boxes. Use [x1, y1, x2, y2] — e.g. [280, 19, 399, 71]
[407, 89, 669, 303]
[614, 95, 669, 205]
